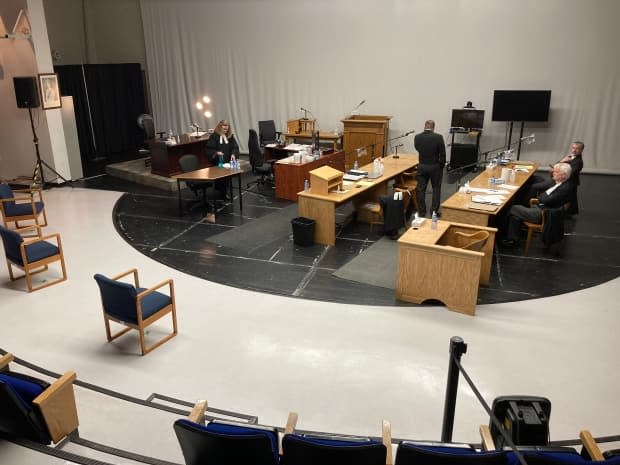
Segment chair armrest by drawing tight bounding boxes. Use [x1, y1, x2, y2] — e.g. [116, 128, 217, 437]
[529, 198, 540, 207]
[0, 353, 14, 369]
[23, 232, 60, 247]
[580, 430, 604, 461]
[32, 371, 79, 443]
[111, 268, 140, 288]
[479, 424, 496, 451]
[15, 225, 43, 237]
[383, 419, 393, 465]
[187, 399, 207, 424]
[136, 278, 174, 300]
[279, 412, 299, 455]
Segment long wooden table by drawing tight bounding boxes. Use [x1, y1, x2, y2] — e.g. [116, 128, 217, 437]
[274, 150, 345, 202]
[297, 154, 419, 245]
[173, 165, 244, 215]
[396, 220, 497, 315]
[441, 161, 539, 226]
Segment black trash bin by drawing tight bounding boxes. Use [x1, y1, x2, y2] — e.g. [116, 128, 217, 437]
[291, 217, 315, 246]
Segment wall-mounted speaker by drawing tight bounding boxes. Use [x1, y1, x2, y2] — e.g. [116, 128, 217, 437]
[13, 76, 41, 108]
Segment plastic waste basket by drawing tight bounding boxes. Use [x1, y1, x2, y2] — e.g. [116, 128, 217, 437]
[291, 217, 315, 246]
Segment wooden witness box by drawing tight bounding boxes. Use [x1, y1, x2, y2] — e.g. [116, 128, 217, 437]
[308, 165, 343, 195]
[148, 134, 211, 177]
[396, 220, 497, 316]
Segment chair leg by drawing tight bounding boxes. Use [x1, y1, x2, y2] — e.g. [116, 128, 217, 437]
[524, 228, 534, 255]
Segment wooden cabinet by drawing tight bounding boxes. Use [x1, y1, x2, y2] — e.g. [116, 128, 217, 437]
[341, 115, 391, 170]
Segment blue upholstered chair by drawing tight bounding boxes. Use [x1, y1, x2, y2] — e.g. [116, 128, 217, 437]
[0, 353, 78, 444]
[394, 442, 508, 465]
[0, 183, 48, 229]
[173, 400, 286, 465]
[0, 224, 67, 292]
[281, 418, 391, 465]
[93, 268, 178, 355]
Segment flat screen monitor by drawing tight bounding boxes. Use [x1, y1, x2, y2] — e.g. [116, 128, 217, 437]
[451, 109, 485, 130]
[492, 90, 551, 122]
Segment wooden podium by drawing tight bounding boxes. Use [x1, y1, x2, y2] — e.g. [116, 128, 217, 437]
[341, 115, 391, 170]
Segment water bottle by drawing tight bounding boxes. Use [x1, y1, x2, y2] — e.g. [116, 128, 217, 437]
[353, 159, 359, 170]
[218, 154, 224, 168]
[304, 179, 309, 191]
[230, 155, 236, 169]
[431, 211, 438, 230]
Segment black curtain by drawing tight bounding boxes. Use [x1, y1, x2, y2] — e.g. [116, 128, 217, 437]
[55, 63, 146, 168]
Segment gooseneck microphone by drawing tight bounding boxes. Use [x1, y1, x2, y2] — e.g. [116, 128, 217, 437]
[349, 99, 366, 115]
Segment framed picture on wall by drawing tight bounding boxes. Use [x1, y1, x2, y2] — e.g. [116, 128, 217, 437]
[38, 73, 62, 110]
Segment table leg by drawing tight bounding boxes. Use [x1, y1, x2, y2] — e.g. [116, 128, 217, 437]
[237, 173, 243, 211]
[177, 179, 182, 216]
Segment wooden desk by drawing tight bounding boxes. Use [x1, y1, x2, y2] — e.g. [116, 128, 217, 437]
[297, 154, 419, 246]
[284, 131, 343, 149]
[173, 165, 244, 215]
[274, 150, 345, 202]
[441, 162, 539, 226]
[396, 220, 497, 316]
[263, 144, 299, 162]
[149, 134, 211, 177]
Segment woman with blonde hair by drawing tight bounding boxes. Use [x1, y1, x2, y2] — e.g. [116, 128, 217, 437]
[206, 120, 240, 199]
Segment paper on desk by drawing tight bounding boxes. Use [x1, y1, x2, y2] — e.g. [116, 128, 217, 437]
[515, 168, 530, 173]
[265, 143, 278, 148]
[357, 180, 375, 186]
[276, 156, 295, 164]
[502, 184, 519, 190]
[285, 143, 307, 150]
[472, 195, 506, 205]
[485, 188, 510, 194]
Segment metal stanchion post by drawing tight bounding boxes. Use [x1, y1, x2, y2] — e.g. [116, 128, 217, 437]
[441, 336, 468, 442]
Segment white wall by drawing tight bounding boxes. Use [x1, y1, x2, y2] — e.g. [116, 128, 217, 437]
[141, 0, 620, 173]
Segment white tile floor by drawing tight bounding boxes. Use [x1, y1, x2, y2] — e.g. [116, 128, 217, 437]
[1, 186, 618, 463]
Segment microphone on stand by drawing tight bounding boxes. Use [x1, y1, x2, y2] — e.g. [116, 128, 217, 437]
[404, 130, 415, 136]
[349, 99, 366, 115]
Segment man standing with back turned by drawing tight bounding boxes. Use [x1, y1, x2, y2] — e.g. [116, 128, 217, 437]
[415, 120, 446, 217]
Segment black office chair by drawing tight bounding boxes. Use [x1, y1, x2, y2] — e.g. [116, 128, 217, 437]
[179, 154, 213, 211]
[258, 120, 281, 147]
[247, 129, 274, 191]
[137, 114, 155, 165]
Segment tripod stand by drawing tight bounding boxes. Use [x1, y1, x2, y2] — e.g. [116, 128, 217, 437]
[27, 106, 69, 187]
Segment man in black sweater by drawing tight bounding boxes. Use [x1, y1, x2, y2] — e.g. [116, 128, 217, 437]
[414, 120, 446, 217]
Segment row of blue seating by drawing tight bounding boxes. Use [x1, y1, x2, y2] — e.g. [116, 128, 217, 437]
[2, 351, 619, 465]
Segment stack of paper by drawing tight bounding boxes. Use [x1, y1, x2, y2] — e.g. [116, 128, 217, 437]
[471, 195, 506, 205]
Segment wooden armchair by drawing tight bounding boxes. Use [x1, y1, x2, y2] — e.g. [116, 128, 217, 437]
[0, 353, 78, 444]
[453, 230, 490, 251]
[0, 183, 48, 229]
[393, 169, 419, 213]
[0, 224, 67, 292]
[523, 198, 544, 255]
[94, 268, 178, 355]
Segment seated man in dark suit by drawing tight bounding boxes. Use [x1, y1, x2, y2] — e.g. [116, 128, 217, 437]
[523, 141, 584, 212]
[502, 162, 574, 247]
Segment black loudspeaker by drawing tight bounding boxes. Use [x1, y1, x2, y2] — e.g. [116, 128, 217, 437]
[13, 76, 41, 108]
[449, 143, 478, 170]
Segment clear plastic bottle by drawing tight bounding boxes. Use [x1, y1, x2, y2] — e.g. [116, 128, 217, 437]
[353, 159, 359, 170]
[431, 211, 438, 230]
[304, 179, 309, 191]
[230, 154, 236, 169]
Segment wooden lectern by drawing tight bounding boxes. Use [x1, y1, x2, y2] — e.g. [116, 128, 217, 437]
[341, 115, 391, 170]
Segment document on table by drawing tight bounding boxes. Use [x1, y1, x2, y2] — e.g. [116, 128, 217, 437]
[265, 143, 278, 148]
[284, 143, 307, 150]
[471, 195, 506, 205]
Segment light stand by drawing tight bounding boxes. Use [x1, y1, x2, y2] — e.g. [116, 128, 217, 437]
[27, 107, 69, 187]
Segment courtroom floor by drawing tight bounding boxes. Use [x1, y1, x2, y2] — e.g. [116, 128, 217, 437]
[74, 169, 620, 307]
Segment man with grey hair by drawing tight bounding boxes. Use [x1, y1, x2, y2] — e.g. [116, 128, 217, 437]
[414, 119, 446, 217]
[502, 162, 574, 247]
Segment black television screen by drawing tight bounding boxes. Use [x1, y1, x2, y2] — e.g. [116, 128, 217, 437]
[492, 90, 551, 122]
[451, 109, 485, 129]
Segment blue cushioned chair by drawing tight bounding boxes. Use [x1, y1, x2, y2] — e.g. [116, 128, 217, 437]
[0, 353, 78, 444]
[394, 442, 508, 465]
[0, 224, 67, 292]
[94, 268, 178, 355]
[173, 400, 285, 465]
[0, 183, 48, 229]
